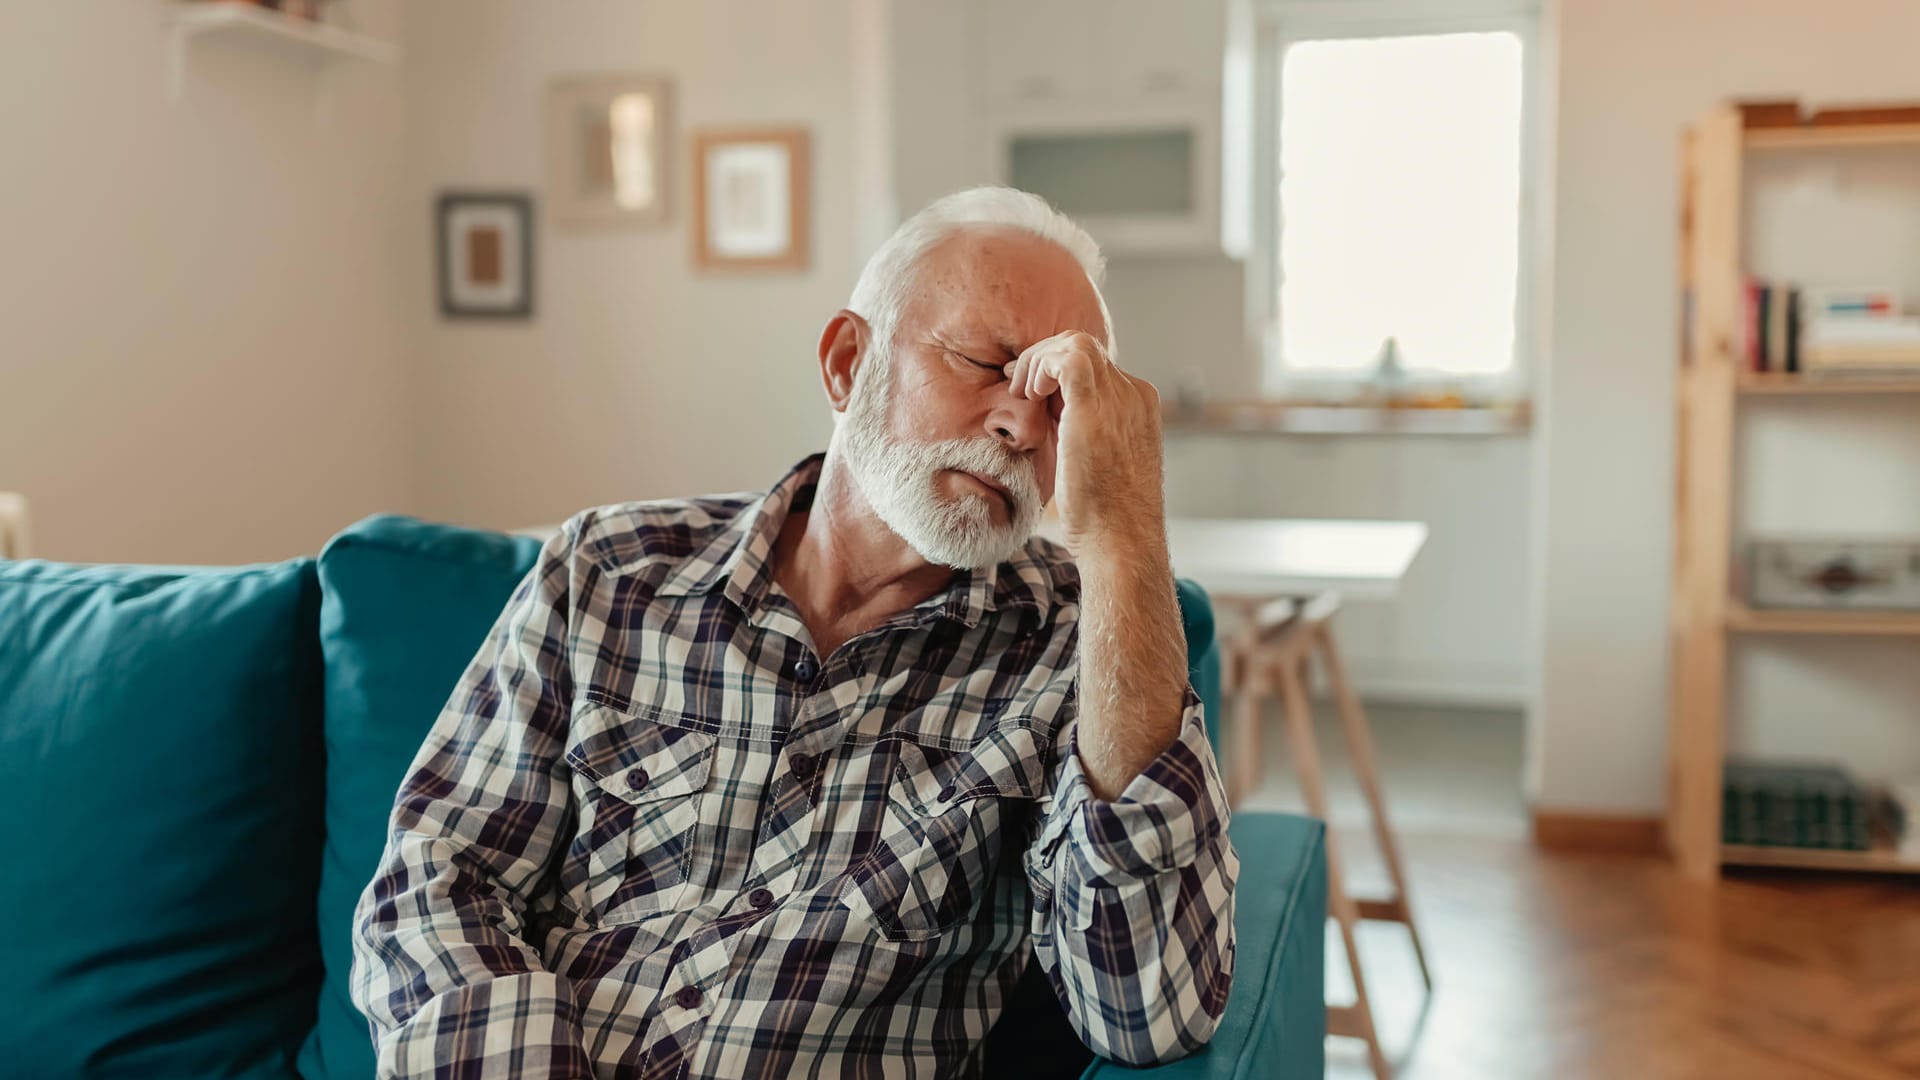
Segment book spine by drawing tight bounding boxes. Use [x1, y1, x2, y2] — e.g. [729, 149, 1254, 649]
[1786, 285, 1802, 375]
[1757, 284, 1774, 373]
[1743, 278, 1761, 371]
[1768, 282, 1790, 373]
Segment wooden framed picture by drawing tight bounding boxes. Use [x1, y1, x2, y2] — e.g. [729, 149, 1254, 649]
[546, 74, 672, 229]
[692, 127, 810, 271]
[437, 192, 533, 319]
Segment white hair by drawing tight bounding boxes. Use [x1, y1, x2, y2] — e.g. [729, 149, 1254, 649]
[845, 186, 1115, 372]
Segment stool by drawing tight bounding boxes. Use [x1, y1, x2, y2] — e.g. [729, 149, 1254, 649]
[0, 492, 30, 560]
[1220, 591, 1432, 1080]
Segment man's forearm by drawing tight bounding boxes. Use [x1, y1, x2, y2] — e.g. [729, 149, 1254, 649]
[1074, 531, 1190, 800]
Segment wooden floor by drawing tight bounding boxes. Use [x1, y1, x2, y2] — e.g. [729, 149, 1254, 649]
[1324, 831, 1920, 1079]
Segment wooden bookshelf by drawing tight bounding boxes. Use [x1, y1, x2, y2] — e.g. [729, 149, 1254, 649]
[1745, 124, 1920, 153]
[1726, 602, 1920, 637]
[1722, 838, 1920, 874]
[1666, 100, 1920, 882]
[1737, 373, 1920, 395]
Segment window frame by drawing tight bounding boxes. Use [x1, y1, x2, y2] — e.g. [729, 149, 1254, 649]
[1238, 0, 1546, 401]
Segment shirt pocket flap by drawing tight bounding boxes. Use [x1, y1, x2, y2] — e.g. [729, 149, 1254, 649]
[892, 723, 1050, 815]
[565, 703, 716, 807]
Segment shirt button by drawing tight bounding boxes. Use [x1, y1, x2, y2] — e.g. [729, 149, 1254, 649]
[793, 657, 818, 683]
[748, 887, 774, 910]
[674, 986, 703, 1009]
[938, 784, 956, 802]
[625, 767, 650, 791]
[790, 752, 814, 780]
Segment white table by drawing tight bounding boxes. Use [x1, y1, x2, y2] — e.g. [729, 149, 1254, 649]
[1038, 516, 1427, 600]
[1160, 518, 1427, 601]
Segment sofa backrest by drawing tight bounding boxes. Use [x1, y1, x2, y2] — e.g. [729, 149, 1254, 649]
[301, 515, 543, 1080]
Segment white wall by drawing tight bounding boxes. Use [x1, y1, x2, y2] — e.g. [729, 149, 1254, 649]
[400, 0, 882, 531]
[1534, 0, 1920, 813]
[0, 0, 414, 565]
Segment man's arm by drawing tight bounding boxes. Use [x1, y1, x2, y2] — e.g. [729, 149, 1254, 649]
[348, 522, 595, 1079]
[1008, 332, 1239, 1065]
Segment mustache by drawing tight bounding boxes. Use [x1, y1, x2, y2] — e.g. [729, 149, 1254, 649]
[929, 438, 1041, 509]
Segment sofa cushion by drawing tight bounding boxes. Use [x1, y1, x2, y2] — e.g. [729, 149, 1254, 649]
[0, 558, 326, 1078]
[300, 515, 542, 1080]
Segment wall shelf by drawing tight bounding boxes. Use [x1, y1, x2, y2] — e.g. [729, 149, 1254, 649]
[1162, 402, 1531, 438]
[171, 4, 398, 63]
[167, 3, 399, 100]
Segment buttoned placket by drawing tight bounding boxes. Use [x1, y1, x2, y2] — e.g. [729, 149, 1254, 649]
[665, 632, 871, 1068]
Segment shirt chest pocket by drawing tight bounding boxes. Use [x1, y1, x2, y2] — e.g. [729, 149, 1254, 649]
[564, 703, 715, 926]
[842, 724, 1051, 944]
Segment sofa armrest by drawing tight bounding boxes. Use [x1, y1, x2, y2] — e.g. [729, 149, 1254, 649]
[1082, 811, 1327, 1080]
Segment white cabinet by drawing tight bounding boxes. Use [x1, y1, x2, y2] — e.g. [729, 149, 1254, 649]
[1099, 0, 1226, 101]
[976, 0, 1227, 253]
[981, 0, 1225, 105]
[981, 0, 1101, 104]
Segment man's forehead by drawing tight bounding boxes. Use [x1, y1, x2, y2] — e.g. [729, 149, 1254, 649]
[913, 228, 1106, 347]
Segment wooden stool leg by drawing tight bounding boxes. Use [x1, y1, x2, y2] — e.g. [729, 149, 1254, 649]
[1276, 652, 1392, 1080]
[1315, 622, 1434, 992]
[1224, 642, 1265, 808]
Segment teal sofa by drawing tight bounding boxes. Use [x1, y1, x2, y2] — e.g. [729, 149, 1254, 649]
[0, 514, 1325, 1079]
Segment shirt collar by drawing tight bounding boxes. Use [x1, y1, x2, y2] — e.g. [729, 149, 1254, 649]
[654, 453, 1059, 630]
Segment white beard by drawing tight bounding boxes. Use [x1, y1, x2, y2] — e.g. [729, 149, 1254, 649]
[837, 354, 1044, 570]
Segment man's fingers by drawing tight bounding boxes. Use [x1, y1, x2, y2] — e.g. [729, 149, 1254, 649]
[1009, 331, 1114, 403]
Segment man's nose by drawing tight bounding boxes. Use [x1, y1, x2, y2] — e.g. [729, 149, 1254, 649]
[987, 385, 1051, 453]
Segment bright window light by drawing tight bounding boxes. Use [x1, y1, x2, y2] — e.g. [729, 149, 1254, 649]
[1274, 31, 1524, 385]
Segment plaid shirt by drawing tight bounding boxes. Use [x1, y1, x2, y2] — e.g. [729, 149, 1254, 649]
[350, 455, 1236, 1079]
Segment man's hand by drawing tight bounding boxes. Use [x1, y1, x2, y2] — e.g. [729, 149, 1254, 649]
[1005, 331, 1186, 801]
[1004, 331, 1165, 557]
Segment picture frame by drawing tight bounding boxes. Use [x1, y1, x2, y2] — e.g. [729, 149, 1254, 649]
[546, 74, 673, 229]
[692, 127, 811, 272]
[436, 192, 534, 319]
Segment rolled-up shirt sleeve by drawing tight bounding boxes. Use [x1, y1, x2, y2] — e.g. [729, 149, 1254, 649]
[348, 520, 595, 1080]
[1024, 683, 1238, 1067]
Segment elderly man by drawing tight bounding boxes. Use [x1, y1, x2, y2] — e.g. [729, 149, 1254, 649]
[350, 187, 1237, 1078]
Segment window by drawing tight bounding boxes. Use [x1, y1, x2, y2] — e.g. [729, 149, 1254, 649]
[1242, 3, 1537, 397]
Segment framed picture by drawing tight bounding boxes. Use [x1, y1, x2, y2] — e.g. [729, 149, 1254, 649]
[692, 127, 810, 272]
[437, 192, 534, 319]
[546, 74, 672, 229]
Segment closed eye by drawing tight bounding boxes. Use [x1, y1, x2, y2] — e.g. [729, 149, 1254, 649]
[954, 350, 1005, 378]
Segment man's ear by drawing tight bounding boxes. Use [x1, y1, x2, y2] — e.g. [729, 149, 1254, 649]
[817, 309, 870, 413]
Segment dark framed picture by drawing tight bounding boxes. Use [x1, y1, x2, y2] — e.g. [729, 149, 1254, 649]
[437, 192, 534, 319]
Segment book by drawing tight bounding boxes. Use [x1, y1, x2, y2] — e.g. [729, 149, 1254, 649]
[1756, 284, 1774, 372]
[1810, 287, 1900, 320]
[1742, 278, 1761, 371]
[1767, 283, 1791, 373]
[1786, 285, 1802, 374]
[1804, 343, 1920, 372]
[1723, 759, 1871, 851]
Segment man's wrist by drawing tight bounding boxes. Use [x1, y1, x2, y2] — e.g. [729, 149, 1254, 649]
[1070, 516, 1171, 573]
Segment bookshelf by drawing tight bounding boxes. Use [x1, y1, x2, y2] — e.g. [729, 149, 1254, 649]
[1721, 837, 1920, 874]
[1667, 101, 1920, 881]
[1737, 374, 1920, 396]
